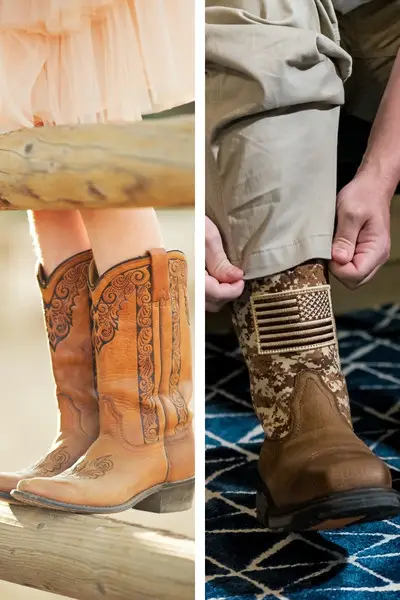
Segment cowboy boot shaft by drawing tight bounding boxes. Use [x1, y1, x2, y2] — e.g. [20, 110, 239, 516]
[89, 249, 193, 467]
[164, 254, 194, 482]
[39, 250, 99, 436]
[0, 250, 99, 500]
[167, 257, 192, 422]
[90, 252, 166, 447]
[232, 262, 351, 438]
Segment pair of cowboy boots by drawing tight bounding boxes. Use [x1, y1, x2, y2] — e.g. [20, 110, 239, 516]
[0, 248, 194, 513]
[232, 261, 400, 531]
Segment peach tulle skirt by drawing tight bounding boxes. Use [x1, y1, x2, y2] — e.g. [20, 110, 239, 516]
[0, 0, 194, 130]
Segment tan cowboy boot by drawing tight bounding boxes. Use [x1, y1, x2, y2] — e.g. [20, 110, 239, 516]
[0, 250, 99, 502]
[231, 261, 400, 531]
[13, 249, 194, 513]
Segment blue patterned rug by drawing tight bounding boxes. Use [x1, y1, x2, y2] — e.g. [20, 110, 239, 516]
[206, 305, 400, 599]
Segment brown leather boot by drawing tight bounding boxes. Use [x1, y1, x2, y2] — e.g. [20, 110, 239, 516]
[12, 249, 194, 514]
[232, 262, 400, 531]
[0, 250, 99, 502]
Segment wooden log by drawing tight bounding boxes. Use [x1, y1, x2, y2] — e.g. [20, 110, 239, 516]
[0, 116, 193, 211]
[0, 503, 194, 600]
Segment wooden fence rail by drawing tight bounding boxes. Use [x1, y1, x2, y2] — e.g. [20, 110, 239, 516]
[0, 115, 194, 211]
[0, 502, 194, 600]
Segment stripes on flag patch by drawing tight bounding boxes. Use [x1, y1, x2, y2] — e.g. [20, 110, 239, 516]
[250, 285, 336, 355]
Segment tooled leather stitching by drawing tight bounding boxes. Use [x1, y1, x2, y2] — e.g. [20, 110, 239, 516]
[102, 396, 137, 451]
[44, 260, 90, 352]
[176, 257, 191, 326]
[137, 280, 159, 443]
[59, 393, 90, 437]
[169, 260, 189, 432]
[70, 455, 114, 479]
[91, 265, 159, 445]
[184, 291, 191, 326]
[91, 266, 150, 354]
[33, 447, 71, 476]
[31, 393, 95, 476]
[169, 258, 187, 287]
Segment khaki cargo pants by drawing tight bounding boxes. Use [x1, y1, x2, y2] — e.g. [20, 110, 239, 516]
[339, 0, 400, 123]
[206, 1, 352, 279]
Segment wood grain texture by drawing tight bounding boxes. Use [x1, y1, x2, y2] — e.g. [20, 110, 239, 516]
[0, 116, 193, 211]
[0, 503, 194, 600]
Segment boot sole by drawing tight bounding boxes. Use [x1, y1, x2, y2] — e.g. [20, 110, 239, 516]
[256, 483, 400, 532]
[0, 491, 13, 503]
[11, 477, 195, 514]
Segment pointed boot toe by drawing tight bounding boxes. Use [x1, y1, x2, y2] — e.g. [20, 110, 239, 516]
[12, 476, 81, 510]
[0, 469, 55, 503]
[0, 472, 21, 502]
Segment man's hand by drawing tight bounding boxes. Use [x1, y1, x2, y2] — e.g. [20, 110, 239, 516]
[330, 173, 391, 289]
[206, 216, 244, 312]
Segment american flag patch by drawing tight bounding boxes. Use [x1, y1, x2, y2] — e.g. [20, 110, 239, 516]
[251, 285, 336, 355]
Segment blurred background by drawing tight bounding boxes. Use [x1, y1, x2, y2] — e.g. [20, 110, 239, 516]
[0, 105, 195, 600]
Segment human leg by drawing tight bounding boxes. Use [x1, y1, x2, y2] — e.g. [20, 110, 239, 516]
[79, 208, 163, 275]
[29, 210, 91, 275]
[0, 211, 98, 501]
[206, 0, 400, 530]
[338, 0, 400, 124]
[13, 209, 194, 513]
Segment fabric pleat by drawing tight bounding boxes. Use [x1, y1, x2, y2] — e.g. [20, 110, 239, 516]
[0, 0, 194, 129]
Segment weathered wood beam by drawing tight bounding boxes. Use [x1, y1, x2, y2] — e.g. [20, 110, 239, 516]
[0, 116, 193, 211]
[0, 502, 194, 599]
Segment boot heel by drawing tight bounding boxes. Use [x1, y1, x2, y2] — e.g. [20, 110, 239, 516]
[135, 478, 195, 514]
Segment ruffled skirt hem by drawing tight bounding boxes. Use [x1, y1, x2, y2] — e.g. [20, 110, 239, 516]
[0, 0, 194, 129]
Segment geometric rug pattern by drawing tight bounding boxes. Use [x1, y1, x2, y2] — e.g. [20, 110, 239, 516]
[206, 305, 400, 599]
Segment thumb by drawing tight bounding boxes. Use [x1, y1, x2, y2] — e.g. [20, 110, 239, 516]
[207, 249, 243, 284]
[206, 234, 243, 284]
[332, 208, 362, 265]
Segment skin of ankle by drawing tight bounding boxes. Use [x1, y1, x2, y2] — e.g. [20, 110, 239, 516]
[29, 210, 91, 276]
[80, 208, 164, 276]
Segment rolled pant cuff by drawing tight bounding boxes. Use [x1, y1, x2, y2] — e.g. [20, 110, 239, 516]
[236, 234, 333, 280]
